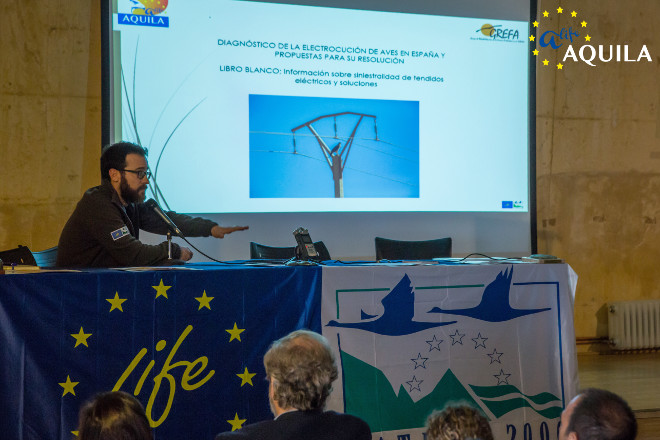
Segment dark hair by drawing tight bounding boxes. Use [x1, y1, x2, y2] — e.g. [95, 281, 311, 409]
[426, 405, 493, 440]
[264, 329, 338, 411]
[77, 391, 153, 440]
[567, 388, 637, 440]
[100, 142, 147, 181]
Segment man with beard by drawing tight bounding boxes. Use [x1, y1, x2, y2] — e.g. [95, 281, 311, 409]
[56, 142, 248, 267]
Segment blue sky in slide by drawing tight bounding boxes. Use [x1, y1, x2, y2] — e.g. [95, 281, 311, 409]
[249, 94, 420, 198]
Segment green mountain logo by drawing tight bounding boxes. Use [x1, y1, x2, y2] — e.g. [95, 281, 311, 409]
[341, 350, 485, 432]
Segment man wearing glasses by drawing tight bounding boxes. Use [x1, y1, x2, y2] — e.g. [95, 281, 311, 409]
[56, 142, 248, 267]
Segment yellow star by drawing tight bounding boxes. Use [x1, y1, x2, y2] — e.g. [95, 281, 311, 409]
[59, 375, 79, 397]
[71, 327, 92, 348]
[529, 35, 535, 42]
[543, 59, 550, 66]
[532, 49, 539, 56]
[557, 63, 564, 70]
[106, 292, 127, 312]
[237, 367, 257, 386]
[72, 431, 79, 436]
[557, 7, 563, 13]
[571, 11, 577, 17]
[543, 10, 549, 17]
[227, 413, 246, 431]
[581, 20, 587, 27]
[533, 21, 539, 27]
[226, 323, 245, 342]
[195, 290, 214, 310]
[153, 279, 171, 299]
[585, 35, 591, 42]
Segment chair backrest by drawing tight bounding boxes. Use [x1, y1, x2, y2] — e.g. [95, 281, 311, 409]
[32, 246, 59, 268]
[374, 237, 452, 260]
[250, 241, 331, 261]
[0, 245, 37, 266]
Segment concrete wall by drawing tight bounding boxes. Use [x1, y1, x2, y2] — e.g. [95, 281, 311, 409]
[1, 0, 658, 340]
[0, 1, 101, 250]
[535, 0, 660, 339]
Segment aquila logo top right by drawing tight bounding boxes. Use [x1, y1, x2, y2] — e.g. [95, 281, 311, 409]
[530, 6, 652, 69]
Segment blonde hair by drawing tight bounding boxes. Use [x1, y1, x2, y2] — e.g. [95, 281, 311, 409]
[426, 406, 493, 440]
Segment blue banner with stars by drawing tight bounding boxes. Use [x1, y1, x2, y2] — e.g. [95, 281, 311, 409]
[0, 265, 322, 440]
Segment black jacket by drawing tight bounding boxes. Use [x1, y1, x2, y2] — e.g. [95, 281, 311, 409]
[56, 181, 217, 267]
[214, 410, 372, 440]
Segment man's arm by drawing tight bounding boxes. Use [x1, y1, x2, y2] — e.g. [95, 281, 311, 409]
[138, 204, 248, 238]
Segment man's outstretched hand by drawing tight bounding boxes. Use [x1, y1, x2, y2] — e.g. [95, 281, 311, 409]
[211, 225, 249, 239]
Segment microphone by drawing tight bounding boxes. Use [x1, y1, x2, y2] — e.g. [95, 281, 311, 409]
[144, 199, 183, 237]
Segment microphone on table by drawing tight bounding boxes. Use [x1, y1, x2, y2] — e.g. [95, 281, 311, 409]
[144, 198, 225, 265]
[144, 198, 183, 237]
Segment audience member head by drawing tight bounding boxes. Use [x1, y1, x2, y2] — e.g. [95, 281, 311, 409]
[560, 388, 637, 440]
[100, 142, 147, 181]
[426, 405, 493, 440]
[77, 391, 153, 440]
[263, 329, 338, 414]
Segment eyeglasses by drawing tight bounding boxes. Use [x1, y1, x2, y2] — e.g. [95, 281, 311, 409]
[120, 169, 152, 180]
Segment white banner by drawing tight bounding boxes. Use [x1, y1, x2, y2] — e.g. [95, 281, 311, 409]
[321, 263, 578, 440]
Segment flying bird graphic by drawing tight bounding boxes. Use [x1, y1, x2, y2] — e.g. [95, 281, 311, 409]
[428, 267, 551, 322]
[326, 274, 456, 336]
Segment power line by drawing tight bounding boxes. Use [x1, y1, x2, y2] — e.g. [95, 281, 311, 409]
[250, 149, 418, 188]
[250, 130, 418, 153]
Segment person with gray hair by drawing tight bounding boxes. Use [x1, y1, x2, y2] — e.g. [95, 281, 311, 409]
[215, 329, 371, 440]
[426, 405, 493, 440]
[559, 388, 637, 440]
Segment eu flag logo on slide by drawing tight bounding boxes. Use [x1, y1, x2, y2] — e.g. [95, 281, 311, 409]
[502, 201, 513, 209]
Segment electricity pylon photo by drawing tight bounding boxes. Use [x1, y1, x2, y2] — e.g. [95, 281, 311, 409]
[291, 112, 378, 198]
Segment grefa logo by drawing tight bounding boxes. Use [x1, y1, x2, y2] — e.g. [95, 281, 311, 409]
[478, 23, 520, 40]
[531, 7, 652, 69]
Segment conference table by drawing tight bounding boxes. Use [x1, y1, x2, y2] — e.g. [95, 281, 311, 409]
[0, 260, 577, 440]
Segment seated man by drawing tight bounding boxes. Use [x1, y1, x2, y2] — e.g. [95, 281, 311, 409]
[559, 388, 637, 440]
[57, 141, 247, 267]
[426, 405, 493, 440]
[215, 329, 371, 440]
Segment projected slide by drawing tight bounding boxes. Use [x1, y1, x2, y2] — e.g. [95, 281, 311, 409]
[112, 0, 529, 213]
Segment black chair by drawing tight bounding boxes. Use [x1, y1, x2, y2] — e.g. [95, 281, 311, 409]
[0, 245, 37, 265]
[374, 237, 452, 260]
[250, 241, 331, 261]
[32, 246, 58, 268]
